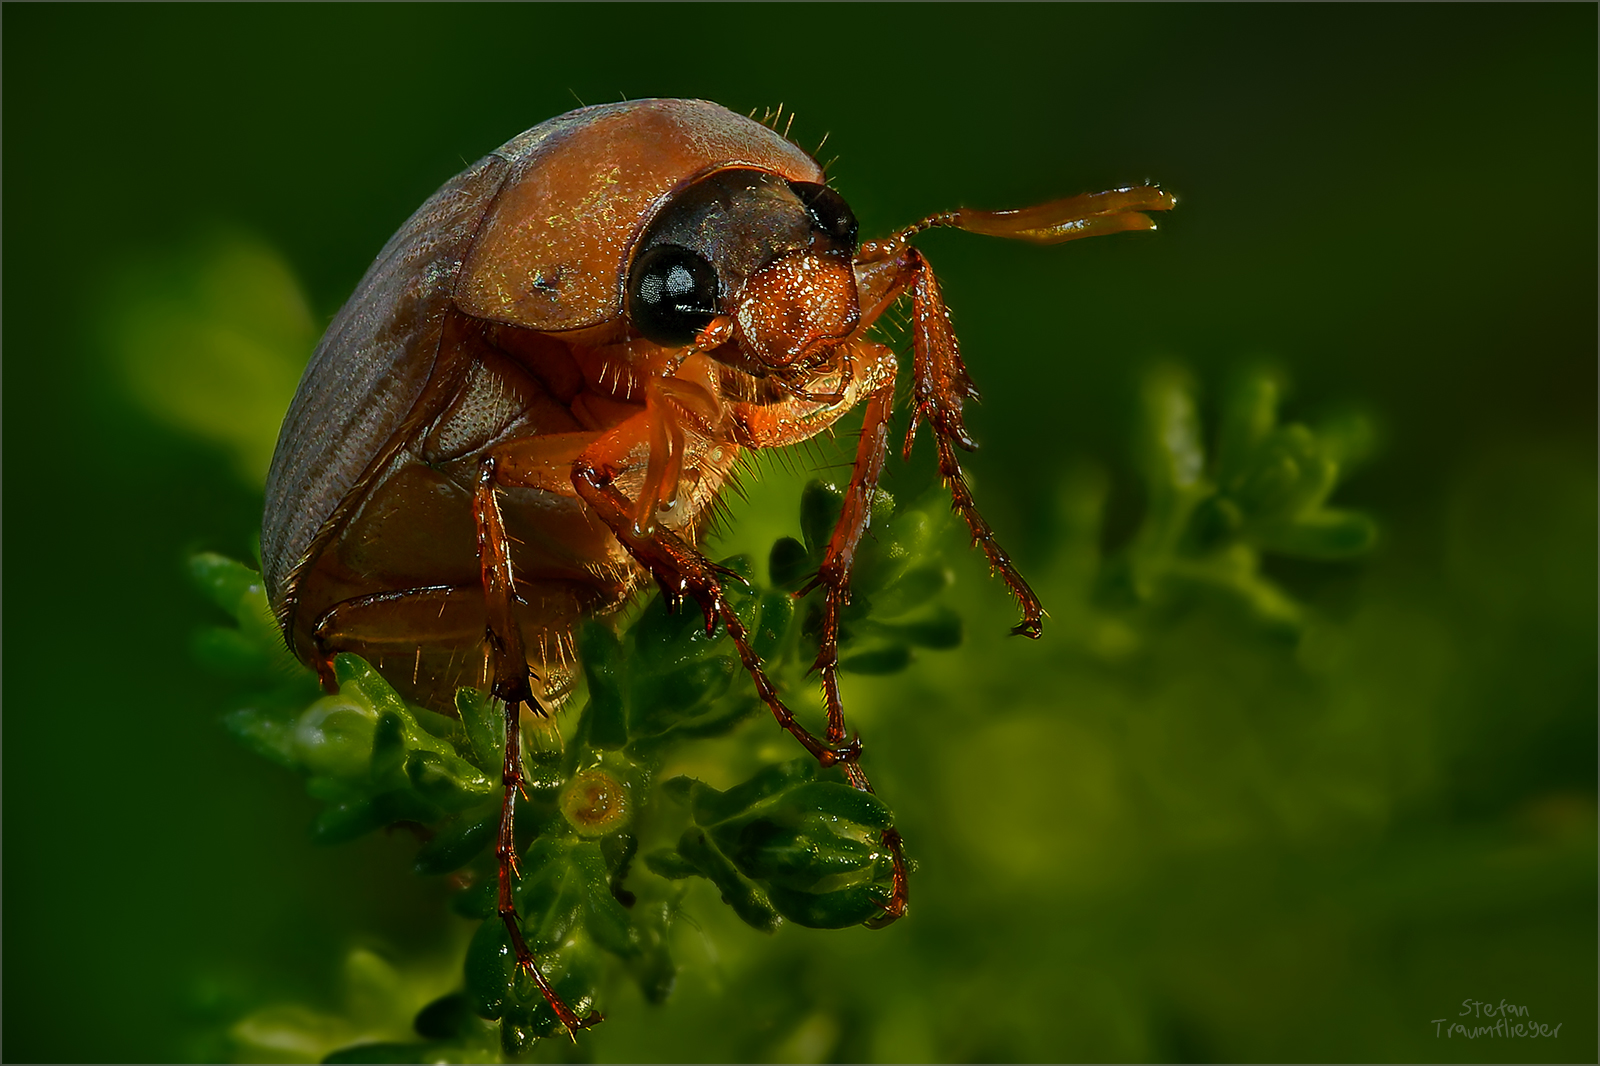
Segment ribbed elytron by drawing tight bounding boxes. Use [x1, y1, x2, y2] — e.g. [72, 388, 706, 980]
[263, 98, 1173, 1033]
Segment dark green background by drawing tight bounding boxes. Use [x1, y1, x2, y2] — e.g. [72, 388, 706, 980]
[4, 5, 1594, 1063]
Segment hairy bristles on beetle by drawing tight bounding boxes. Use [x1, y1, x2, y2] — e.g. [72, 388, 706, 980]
[262, 98, 1173, 1036]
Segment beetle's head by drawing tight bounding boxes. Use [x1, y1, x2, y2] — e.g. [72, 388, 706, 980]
[625, 169, 860, 389]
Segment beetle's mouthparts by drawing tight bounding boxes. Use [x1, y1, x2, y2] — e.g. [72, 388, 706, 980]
[733, 252, 860, 370]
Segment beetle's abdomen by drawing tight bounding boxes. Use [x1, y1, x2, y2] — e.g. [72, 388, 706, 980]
[263, 155, 515, 622]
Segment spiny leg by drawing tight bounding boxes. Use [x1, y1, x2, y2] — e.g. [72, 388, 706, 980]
[474, 456, 601, 1038]
[853, 186, 1173, 634]
[576, 419, 909, 919]
[800, 372, 896, 747]
[571, 443, 859, 768]
[901, 247, 1044, 637]
[785, 344, 908, 921]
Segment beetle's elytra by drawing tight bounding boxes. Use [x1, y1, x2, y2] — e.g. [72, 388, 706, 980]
[263, 98, 1173, 1032]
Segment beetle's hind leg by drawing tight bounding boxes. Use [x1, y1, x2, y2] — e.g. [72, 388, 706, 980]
[473, 456, 602, 1038]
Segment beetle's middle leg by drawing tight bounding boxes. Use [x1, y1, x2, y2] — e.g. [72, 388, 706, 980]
[472, 456, 601, 1038]
[543, 379, 862, 768]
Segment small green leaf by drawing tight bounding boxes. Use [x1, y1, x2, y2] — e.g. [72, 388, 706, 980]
[766, 882, 895, 929]
[750, 592, 796, 660]
[768, 536, 812, 588]
[415, 805, 498, 875]
[688, 759, 817, 826]
[189, 551, 263, 617]
[800, 481, 845, 557]
[643, 848, 701, 880]
[412, 992, 474, 1042]
[868, 562, 950, 618]
[1256, 509, 1378, 559]
[839, 645, 913, 675]
[773, 781, 894, 831]
[577, 622, 628, 750]
[293, 698, 378, 780]
[405, 749, 494, 810]
[1214, 369, 1280, 483]
[711, 821, 880, 893]
[454, 688, 503, 776]
[1142, 365, 1206, 495]
[464, 919, 514, 1020]
[224, 703, 302, 769]
[864, 605, 963, 650]
[575, 845, 638, 959]
[677, 828, 782, 933]
[371, 713, 407, 786]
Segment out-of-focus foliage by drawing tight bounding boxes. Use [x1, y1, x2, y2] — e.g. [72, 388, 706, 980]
[103, 232, 314, 484]
[6, 8, 1594, 1064]
[1101, 365, 1377, 633]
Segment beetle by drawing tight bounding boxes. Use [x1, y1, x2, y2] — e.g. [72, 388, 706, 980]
[263, 98, 1173, 1034]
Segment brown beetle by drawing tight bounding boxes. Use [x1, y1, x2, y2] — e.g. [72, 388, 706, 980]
[263, 98, 1173, 1033]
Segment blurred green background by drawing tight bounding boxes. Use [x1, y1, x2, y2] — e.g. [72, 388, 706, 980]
[3, 5, 1594, 1063]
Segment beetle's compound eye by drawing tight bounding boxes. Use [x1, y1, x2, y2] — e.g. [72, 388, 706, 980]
[627, 244, 722, 347]
[788, 181, 859, 253]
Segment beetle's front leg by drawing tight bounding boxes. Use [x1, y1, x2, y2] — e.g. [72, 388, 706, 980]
[906, 248, 1045, 637]
[472, 456, 602, 1038]
[563, 393, 861, 768]
[850, 184, 1175, 638]
[860, 243, 1045, 637]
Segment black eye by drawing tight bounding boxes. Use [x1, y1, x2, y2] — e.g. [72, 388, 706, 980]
[789, 181, 859, 252]
[627, 244, 721, 346]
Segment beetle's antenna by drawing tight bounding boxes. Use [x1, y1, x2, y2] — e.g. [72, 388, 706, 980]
[896, 185, 1176, 245]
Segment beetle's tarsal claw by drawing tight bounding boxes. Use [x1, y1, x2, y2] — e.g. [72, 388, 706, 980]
[820, 736, 863, 766]
[710, 561, 753, 592]
[864, 908, 905, 929]
[1010, 618, 1043, 639]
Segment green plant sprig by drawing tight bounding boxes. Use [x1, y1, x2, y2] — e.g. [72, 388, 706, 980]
[1100, 366, 1378, 634]
[194, 480, 961, 1062]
